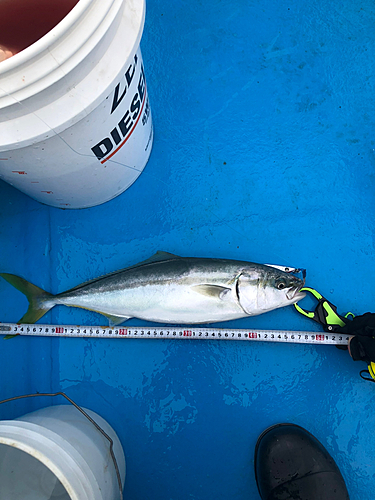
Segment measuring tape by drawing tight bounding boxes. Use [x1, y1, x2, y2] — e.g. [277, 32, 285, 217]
[0, 323, 351, 345]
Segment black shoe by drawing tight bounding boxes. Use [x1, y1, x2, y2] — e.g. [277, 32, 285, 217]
[254, 423, 350, 499]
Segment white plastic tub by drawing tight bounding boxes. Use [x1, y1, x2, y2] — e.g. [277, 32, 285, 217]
[0, 404, 125, 500]
[0, 0, 153, 208]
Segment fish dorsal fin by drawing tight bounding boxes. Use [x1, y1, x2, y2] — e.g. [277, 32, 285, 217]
[192, 284, 231, 300]
[117, 251, 181, 273]
[136, 251, 180, 266]
[66, 251, 181, 292]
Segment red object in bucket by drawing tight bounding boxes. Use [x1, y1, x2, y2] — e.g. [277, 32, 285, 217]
[0, 0, 79, 58]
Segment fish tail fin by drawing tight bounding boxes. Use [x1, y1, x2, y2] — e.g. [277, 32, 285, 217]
[0, 273, 55, 324]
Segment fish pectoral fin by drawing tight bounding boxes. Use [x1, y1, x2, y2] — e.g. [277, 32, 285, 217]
[102, 313, 132, 327]
[191, 284, 231, 300]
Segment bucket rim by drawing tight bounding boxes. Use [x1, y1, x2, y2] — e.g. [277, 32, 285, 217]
[0, 0, 145, 109]
[0, 0, 146, 142]
[0, 0, 94, 75]
[0, 421, 99, 500]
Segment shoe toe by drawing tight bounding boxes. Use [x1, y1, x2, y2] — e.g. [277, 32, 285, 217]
[254, 424, 349, 500]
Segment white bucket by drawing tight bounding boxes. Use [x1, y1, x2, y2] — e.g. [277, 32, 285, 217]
[0, 0, 153, 209]
[0, 404, 125, 500]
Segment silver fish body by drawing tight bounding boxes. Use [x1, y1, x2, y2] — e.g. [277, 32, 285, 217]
[0, 252, 306, 325]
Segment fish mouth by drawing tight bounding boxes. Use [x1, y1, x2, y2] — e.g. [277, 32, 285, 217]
[286, 267, 306, 301]
[286, 273, 306, 301]
[288, 289, 306, 302]
[286, 286, 306, 301]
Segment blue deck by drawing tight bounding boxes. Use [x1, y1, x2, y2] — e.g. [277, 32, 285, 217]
[1, 0, 375, 498]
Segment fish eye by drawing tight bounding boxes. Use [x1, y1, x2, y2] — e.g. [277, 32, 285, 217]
[277, 281, 287, 290]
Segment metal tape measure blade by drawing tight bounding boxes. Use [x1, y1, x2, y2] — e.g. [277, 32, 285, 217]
[0, 323, 350, 345]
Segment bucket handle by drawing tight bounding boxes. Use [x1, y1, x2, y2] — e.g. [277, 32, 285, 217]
[0, 392, 123, 500]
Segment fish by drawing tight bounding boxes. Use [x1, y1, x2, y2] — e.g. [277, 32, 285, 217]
[0, 251, 306, 325]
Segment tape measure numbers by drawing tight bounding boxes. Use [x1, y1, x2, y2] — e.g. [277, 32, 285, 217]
[0, 323, 351, 345]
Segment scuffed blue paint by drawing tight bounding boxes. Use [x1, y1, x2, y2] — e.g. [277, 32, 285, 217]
[0, 0, 375, 498]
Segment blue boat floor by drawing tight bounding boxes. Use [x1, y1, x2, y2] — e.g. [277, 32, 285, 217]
[1, 0, 375, 498]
